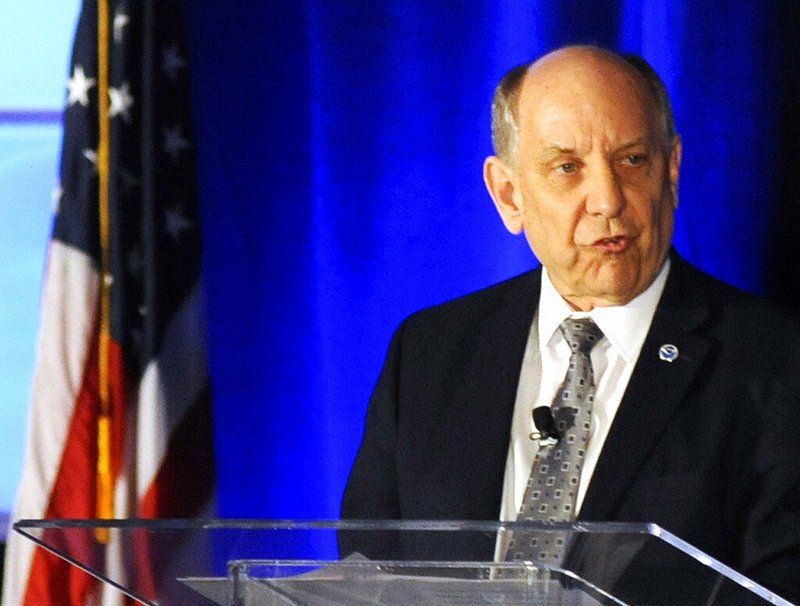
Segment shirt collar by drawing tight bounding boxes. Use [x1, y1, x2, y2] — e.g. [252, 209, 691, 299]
[538, 258, 671, 363]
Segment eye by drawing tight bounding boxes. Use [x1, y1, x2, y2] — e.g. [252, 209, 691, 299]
[622, 154, 648, 167]
[556, 162, 579, 174]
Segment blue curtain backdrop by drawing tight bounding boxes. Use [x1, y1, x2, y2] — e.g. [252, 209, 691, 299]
[182, 1, 800, 518]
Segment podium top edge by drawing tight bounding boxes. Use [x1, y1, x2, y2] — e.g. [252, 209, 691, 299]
[13, 518, 661, 534]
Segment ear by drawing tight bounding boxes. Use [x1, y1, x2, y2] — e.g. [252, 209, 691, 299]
[483, 155, 524, 235]
[668, 135, 682, 208]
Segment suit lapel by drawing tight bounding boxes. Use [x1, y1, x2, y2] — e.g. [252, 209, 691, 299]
[480, 270, 542, 411]
[580, 256, 713, 521]
[453, 269, 542, 517]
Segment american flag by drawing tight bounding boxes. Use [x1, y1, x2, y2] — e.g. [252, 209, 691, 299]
[2, 0, 214, 604]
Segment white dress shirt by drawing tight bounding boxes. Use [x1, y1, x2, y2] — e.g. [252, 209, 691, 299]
[498, 259, 671, 524]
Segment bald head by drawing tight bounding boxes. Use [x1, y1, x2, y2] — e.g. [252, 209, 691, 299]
[491, 46, 676, 166]
[482, 44, 682, 310]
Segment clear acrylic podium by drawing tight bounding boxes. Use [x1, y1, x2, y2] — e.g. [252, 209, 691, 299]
[13, 519, 793, 605]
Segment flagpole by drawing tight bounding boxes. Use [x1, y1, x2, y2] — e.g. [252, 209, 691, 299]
[96, 0, 114, 542]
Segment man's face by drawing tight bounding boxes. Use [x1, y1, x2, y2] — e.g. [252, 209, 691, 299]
[487, 50, 681, 310]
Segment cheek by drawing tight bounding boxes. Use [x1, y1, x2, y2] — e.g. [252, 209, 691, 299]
[526, 210, 578, 252]
[656, 206, 675, 247]
[525, 222, 583, 273]
[522, 194, 578, 242]
[622, 185, 672, 231]
[642, 196, 676, 243]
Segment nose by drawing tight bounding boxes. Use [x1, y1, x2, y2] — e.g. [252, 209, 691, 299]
[584, 163, 625, 219]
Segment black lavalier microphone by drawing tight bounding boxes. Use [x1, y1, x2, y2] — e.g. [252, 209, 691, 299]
[531, 406, 560, 446]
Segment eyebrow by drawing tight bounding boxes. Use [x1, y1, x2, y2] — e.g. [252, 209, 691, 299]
[538, 137, 649, 160]
[538, 144, 578, 162]
[613, 138, 649, 153]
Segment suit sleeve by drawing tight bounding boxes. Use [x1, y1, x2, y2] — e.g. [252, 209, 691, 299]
[736, 364, 800, 604]
[338, 321, 405, 557]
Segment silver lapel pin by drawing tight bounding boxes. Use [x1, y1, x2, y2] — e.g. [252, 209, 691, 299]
[659, 343, 679, 362]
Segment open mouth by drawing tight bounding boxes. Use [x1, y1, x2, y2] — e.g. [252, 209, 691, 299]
[593, 235, 630, 253]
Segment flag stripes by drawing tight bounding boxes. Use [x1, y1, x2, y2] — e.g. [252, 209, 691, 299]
[2, 0, 214, 603]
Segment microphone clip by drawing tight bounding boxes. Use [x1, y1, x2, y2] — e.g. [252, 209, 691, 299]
[529, 406, 560, 447]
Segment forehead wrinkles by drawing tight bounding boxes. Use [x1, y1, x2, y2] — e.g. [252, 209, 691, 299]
[517, 62, 655, 156]
[534, 107, 650, 155]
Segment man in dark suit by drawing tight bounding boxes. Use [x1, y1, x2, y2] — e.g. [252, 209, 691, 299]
[341, 46, 800, 603]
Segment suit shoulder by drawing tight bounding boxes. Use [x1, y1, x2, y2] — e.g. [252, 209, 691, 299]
[401, 269, 541, 332]
[675, 258, 800, 335]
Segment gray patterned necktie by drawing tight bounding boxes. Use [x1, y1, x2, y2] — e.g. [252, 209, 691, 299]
[506, 317, 604, 564]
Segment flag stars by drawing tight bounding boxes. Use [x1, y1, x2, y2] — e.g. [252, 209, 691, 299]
[66, 65, 96, 107]
[109, 82, 134, 121]
[165, 206, 193, 241]
[161, 42, 186, 80]
[163, 125, 190, 162]
[83, 148, 98, 171]
[113, 7, 130, 43]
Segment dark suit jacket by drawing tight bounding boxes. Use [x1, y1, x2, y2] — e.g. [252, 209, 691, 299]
[341, 254, 800, 603]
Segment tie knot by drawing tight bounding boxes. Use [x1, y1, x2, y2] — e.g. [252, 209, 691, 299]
[559, 318, 603, 354]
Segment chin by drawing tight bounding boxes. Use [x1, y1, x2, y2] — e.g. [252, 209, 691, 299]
[588, 273, 643, 306]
